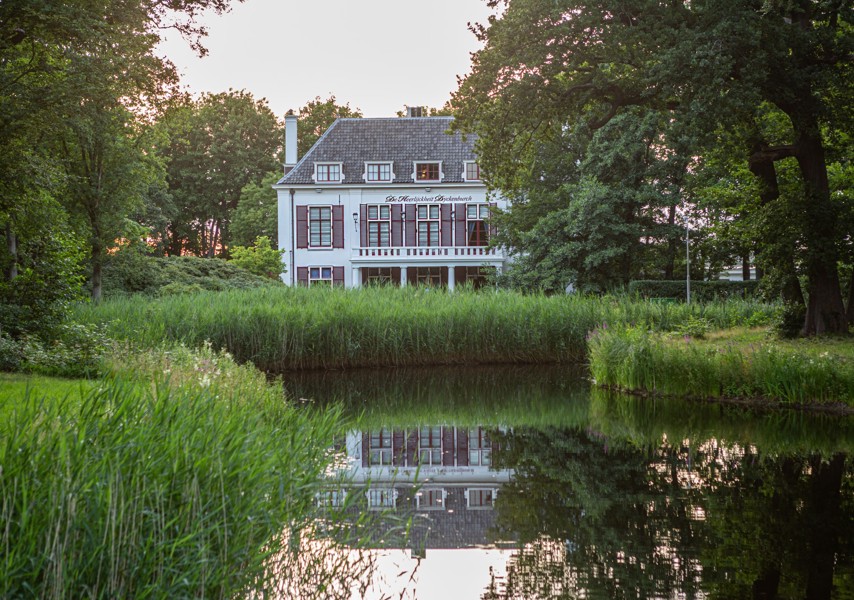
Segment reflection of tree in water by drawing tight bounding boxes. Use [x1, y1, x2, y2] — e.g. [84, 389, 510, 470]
[483, 427, 852, 600]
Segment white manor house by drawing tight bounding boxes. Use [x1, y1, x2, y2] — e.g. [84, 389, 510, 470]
[274, 111, 509, 288]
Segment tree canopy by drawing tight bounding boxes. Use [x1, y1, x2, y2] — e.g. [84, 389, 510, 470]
[453, 0, 853, 334]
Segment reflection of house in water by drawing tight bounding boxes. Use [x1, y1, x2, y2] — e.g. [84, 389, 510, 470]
[320, 427, 516, 555]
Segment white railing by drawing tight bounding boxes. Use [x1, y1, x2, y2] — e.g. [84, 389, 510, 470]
[354, 246, 499, 259]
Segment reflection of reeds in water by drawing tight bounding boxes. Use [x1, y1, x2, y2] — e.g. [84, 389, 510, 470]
[75, 286, 772, 371]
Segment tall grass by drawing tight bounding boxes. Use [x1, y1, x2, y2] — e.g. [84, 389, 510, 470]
[74, 287, 773, 372]
[588, 326, 854, 407]
[0, 343, 358, 598]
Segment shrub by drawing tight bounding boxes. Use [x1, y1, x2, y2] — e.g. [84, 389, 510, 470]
[773, 303, 806, 338]
[229, 235, 285, 278]
[628, 279, 760, 301]
[19, 322, 108, 378]
[0, 331, 22, 371]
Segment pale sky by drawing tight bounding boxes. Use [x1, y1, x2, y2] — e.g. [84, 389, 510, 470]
[157, 0, 496, 119]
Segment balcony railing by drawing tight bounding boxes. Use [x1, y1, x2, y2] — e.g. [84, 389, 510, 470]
[354, 246, 500, 259]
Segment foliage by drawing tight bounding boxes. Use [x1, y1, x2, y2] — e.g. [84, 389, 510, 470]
[774, 302, 809, 339]
[0, 197, 86, 339]
[101, 253, 280, 297]
[157, 90, 281, 257]
[231, 171, 281, 247]
[74, 287, 773, 372]
[296, 95, 362, 157]
[587, 325, 854, 406]
[0, 342, 356, 598]
[229, 235, 285, 278]
[453, 0, 853, 334]
[15, 323, 108, 378]
[628, 279, 760, 301]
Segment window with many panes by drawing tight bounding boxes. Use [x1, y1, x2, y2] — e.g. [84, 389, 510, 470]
[365, 163, 392, 182]
[308, 267, 333, 286]
[415, 267, 443, 286]
[415, 162, 441, 181]
[467, 488, 496, 509]
[418, 426, 442, 465]
[309, 206, 332, 247]
[416, 488, 446, 510]
[367, 204, 390, 247]
[366, 488, 397, 509]
[464, 161, 481, 181]
[315, 163, 341, 183]
[466, 204, 489, 246]
[468, 428, 492, 466]
[365, 267, 394, 286]
[369, 429, 393, 466]
[316, 490, 346, 508]
[417, 204, 440, 247]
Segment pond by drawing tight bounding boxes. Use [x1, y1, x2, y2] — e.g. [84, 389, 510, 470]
[284, 366, 854, 600]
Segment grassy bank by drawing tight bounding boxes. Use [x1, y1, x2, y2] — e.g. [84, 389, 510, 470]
[0, 343, 357, 598]
[588, 326, 854, 410]
[74, 286, 772, 371]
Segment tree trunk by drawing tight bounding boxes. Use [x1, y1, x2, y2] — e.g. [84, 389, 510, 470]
[804, 454, 845, 600]
[91, 240, 103, 302]
[742, 254, 751, 281]
[847, 267, 854, 325]
[4, 220, 17, 281]
[794, 126, 847, 335]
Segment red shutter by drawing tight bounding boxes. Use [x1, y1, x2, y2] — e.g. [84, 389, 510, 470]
[393, 430, 405, 466]
[297, 267, 308, 286]
[440, 204, 452, 247]
[332, 205, 344, 248]
[362, 432, 369, 467]
[296, 206, 308, 249]
[441, 427, 455, 466]
[406, 430, 418, 467]
[391, 204, 403, 246]
[404, 205, 416, 246]
[455, 203, 467, 246]
[333, 266, 344, 287]
[457, 428, 469, 466]
[360, 204, 368, 247]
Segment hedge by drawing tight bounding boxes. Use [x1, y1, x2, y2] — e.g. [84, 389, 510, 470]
[628, 279, 760, 301]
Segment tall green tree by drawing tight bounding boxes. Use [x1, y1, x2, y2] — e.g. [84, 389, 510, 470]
[159, 91, 280, 257]
[454, 0, 853, 334]
[231, 171, 281, 248]
[296, 95, 362, 157]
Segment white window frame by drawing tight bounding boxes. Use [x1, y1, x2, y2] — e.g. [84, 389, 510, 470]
[418, 426, 442, 465]
[369, 429, 393, 466]
[308, 206, 333, 248]
[308, 266, 334, 287]
[465, 203, 490, 247]
[366, 204, 391, 247]
[417, 204, 440, 247]
[468, 428, 492, 466]
[363, 162, 394, 183]
[466, 487, 497, 509]
[463, 161, 481, 182]
[412, 161, 443, 182]
[315, 489, 346, 508]
[415, 487, 447, 511]
[366, 487, 398, 510]
[313, 162, 343, 184]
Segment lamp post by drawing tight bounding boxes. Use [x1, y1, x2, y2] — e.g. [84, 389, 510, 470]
[685, 216, 691, 305]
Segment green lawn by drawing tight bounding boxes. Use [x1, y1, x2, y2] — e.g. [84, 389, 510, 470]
[0, 373, 99, 405]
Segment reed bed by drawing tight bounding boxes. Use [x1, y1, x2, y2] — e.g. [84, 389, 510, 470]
[588, 326, 854, 408]
[74, 287, 772, 372]
[0, 343, 357, 598]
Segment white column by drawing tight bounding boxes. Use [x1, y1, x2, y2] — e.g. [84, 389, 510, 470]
[352, 266, 361, 289]
[400, 266, 408, 287]
[448, 266, 455, 292]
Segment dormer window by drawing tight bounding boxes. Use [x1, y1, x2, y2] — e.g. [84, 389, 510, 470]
[364, 162, 393, 183]
[314, 162, 342, 183]
[463, 161, 481, 182]
[414, 161, 442, 182]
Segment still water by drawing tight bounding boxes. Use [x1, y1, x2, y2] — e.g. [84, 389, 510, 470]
[285, 366, 854, 600]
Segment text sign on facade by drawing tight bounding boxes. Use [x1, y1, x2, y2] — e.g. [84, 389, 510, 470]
[384, 195, 474, 203]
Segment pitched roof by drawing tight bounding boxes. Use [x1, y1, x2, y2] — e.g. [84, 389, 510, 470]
[277, 117, 478, 185]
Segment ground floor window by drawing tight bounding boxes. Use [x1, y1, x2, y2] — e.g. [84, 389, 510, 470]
[364, 267, 399, 286]
[468, 428, 492, 466]
[309, 266, 333, 286]
[316, 489, 346, 508]
[458, 266, 493, 289]
[369, 429, 393, 466]
[413, 266, 444, 287]
[418, 426, 442, 465]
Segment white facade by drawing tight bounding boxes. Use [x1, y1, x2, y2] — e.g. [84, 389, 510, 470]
[274, 116, 508, 289]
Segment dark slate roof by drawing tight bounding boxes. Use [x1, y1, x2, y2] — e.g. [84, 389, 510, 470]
[278, 117, 478, 185]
